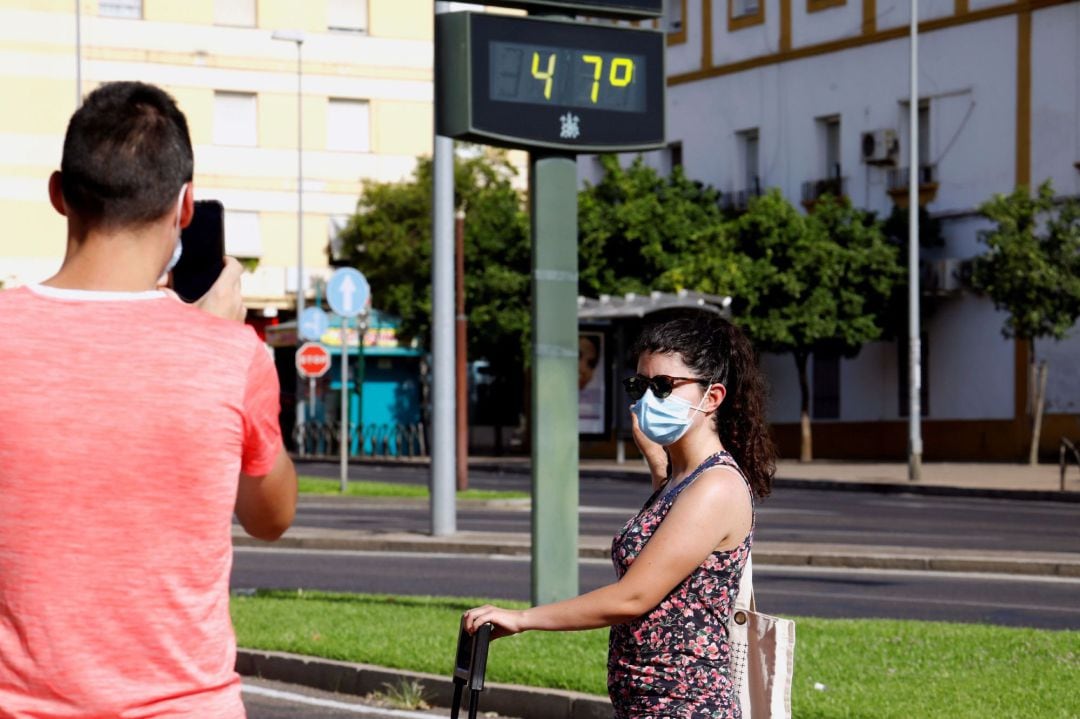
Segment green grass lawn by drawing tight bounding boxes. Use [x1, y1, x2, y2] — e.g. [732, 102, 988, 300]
[231, 590, 1080, 718]
[298, 476, 528, 501]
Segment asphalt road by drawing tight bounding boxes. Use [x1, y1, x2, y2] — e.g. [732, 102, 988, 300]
[231, 546, 1080, 630]
[293, 463, 1080, 554]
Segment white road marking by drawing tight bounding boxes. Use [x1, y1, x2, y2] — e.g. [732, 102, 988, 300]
[760, 587, 1080, 614]
[241, 683, 441, 718]
[754, 563, 1080, 585]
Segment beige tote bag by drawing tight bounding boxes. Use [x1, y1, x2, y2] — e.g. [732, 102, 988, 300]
[728, 556, 796, 719]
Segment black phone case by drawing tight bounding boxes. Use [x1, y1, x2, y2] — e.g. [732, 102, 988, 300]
[173, 200, 226, 302]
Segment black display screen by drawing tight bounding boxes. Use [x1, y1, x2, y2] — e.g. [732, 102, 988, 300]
[457, 13, 664, 152]
[489, 42, 646, 113]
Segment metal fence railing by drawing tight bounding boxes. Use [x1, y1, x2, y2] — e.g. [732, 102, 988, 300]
[293, 421, 427, 460]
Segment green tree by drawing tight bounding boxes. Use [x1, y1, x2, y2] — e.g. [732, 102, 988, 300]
[666, 190, 903, 461]
[578, 155, 725, 297]
[336, 148, 530, 409]
[971, 180, 1080, 464]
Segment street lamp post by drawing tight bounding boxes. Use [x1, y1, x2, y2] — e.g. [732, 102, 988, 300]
[908, 3, 923, 480]
[273, 29, 307, 429]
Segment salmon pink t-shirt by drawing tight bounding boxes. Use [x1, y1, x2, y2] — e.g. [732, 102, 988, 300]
[0, 285, 282, 718]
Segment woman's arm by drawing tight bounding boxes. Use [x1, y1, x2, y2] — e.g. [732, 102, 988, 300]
[464, 469, 751, 636]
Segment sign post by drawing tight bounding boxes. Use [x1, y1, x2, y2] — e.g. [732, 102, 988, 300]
[327, 267, 371, 493]
[299, 307, 330, 429]
[435, 1, 664, 604]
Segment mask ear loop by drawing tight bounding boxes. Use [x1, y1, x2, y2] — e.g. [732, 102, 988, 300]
[691, 375, 722, 414]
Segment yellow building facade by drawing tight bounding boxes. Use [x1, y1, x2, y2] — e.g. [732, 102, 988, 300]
[0, 0, 435, 309]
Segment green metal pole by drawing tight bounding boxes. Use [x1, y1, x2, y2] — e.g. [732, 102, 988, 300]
[530, 154, 579, 605]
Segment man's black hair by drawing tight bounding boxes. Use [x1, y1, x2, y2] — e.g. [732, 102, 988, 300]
[60, 81, 193, 229]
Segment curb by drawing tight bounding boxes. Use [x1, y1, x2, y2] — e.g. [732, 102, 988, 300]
[294, 456, 1080, 503]
[234, 532, 1080, 578]
[237, 649, 610, 719]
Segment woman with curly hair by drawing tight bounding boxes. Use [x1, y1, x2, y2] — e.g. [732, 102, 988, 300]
[464, 311, 776, 718]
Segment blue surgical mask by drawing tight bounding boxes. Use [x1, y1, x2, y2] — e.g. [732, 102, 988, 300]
[164, 183, 188, 275]
[632, 387, 710, 447]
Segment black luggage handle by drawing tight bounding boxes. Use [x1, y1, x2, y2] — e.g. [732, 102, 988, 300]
[451, 618, 493, 719]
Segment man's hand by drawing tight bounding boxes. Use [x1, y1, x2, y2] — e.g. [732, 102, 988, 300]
[195, 257, 245, 322]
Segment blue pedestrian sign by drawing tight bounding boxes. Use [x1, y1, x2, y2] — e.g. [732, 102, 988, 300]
[299, 307, 330, 341]
[327, 267, 370, 318]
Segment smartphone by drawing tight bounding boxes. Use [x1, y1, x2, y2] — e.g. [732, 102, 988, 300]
[173, 199, 226, 302]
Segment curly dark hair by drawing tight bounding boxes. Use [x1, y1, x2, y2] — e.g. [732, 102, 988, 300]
[632, 310, 776, 498]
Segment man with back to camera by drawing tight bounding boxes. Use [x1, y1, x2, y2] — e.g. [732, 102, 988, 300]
[0, 82, 298, 717]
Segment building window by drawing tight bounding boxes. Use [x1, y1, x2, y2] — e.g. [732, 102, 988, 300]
[665, 0, 684, 31]
[918, 101, 931, 167]
[898, 334, 929, 417]
[665, 0, 687, 45]
[812, 351, 840, 420]
[822, 115, 841, 179]
[213, 92, 257, 147]
[327, 0, 368, 33]
[224, 211, 263, 259]
[327, 99, 371, 153]
[668, 142, 683, 171]
[729, 0, 765, 31]
[738, 128, 760, 193]
[214, 0, 256, 27]
[99, 0, 141, 19]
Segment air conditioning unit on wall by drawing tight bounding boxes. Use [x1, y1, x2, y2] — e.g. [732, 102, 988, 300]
[861, 129, 900, 166]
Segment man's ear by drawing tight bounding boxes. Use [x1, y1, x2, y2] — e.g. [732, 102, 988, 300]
[179, 183, 195, 229]
[48, 171, 67, 217]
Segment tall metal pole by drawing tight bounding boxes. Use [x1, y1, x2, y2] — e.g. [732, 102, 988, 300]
[908, 1, 923, 481]
[341, 317, 349, 492]
[74, 0, 82, 106]
[530, 155, 580, 605]
[431, 1, 457, 536]
[455, 209, 469, 491]
[296, 39, 304, 324]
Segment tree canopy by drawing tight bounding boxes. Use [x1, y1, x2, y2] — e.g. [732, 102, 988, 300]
[335, 148, 530, 377]
[972, 180, 1080, 345]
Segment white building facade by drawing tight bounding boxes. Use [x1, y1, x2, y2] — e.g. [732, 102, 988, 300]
[597, 0, 1080, 460]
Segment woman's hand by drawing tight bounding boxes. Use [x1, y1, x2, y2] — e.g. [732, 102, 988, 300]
[630, 409, 669, 489]
[463, 605, 527, 640]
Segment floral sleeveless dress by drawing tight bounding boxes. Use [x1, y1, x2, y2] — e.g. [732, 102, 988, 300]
[608, 452, 753, 719]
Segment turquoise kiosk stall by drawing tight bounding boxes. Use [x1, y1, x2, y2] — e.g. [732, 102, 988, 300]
[267, 309, 424, 457]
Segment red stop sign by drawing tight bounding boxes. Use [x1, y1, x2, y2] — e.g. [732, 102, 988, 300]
[296, 342, 331, 378]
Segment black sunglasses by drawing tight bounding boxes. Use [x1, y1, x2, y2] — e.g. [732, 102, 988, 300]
[622, 374, 708, 401]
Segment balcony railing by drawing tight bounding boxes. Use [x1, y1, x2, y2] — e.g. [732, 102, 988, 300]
[801, 176, 847, 204]
[887, 164, 939, 206]
[723, 177, 763, 212]
[887, 164, 937, 191]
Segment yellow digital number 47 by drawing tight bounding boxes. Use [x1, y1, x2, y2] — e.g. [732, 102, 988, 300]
[531, 52, 556, 100]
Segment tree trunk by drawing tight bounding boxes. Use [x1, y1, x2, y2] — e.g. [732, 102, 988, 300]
[795, 351, 812, 462]
[1029, 352, 1048, 466]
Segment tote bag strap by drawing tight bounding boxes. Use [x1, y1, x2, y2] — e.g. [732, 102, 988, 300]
[734, 553, 757, 613]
